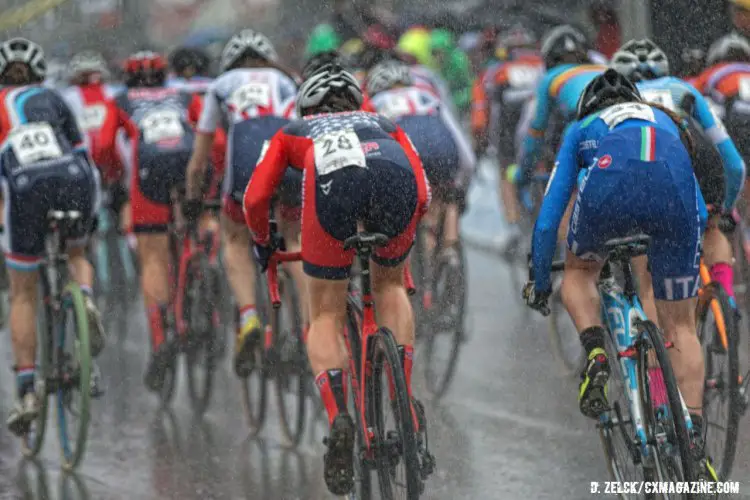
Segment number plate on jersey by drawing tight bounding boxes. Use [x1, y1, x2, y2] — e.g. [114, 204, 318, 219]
[314, 130, 366, 176]
[141, 108, 184, 144]
[229, 82, 271, 111]
[640, 89, 675, 111]
[507, 66, 539, 88]
[79, 104, 107, 131]
[599, 103, 655, 129]
[8, 122, 63, 165]
[739, 77, 750, 102]
[381, 95, 412, 120]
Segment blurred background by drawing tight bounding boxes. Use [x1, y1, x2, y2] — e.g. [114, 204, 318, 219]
[0, 0, 734, 75]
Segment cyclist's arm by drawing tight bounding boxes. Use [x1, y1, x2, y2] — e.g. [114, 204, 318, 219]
[187, 89, 221, 200]
[243, 130, 290, 244]
[52, 91, 86, 150]
[531, 124, 580, 292]
[520, 74, 553, 175]
[393, 125, 431, 215]
[689, 84, 746, 209]
[440, 103, 476, 189]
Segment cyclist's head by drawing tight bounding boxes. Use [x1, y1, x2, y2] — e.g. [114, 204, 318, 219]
[67, 50, 109, 85]
[365, 59, 412, 96]
[541, 25, 588, 69]
[169, 46, 211, 78]
[123, 51, 167, 88]
[499, 23, 537, 57]
[731, 0, 750, 35]
[301, 50, 344, 80]
[681, 47, 705, 78]
[296, 63, 363, 117]
[0, 37, 46, 85]
[706, 33, 750, 66]
[610, 39, 669, 82]
[220, 29, 277, 73]
[576, 68, 642, 120]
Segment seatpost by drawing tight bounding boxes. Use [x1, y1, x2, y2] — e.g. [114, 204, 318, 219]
[357, 247, 374, 306]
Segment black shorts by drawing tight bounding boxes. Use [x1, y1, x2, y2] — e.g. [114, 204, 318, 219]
[492, 87, 527, 167]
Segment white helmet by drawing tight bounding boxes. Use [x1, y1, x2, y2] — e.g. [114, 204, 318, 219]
[220, 29, 277, 72]
[366, 60, 412, 96]
[610, 39, 669, 82]
[706, 33, 750, 66]
[68, 51, 109, 80]
[296, 64, 363, 117]
[0, 37, 46, 80]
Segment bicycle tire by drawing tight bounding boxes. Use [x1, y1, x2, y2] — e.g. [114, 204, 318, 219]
[368, 327, 422, 499]
[696, 282, 741, 480]
[56, 282, 91, 471]
[636, 320, 695, 491]
[423, 246, 465, 399]
[185, 255, 218, 417]
[240, 265, 269, 434]
[547, 285, 585, 376]
[273, 269, 308, 448]
[22, 290, 52, 458]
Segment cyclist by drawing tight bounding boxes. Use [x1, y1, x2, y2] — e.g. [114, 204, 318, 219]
[184, 30, 300, 378]
[244, 63, 430, 495]
[166, 46, 213, 95]
[0, 38, 102, 434]
[518, 25, 606, 182]
[471, 24, 543, 250]
[367, 59, 474, 259]
[115, 51, 199, 392]
[523, 69, 717, 482]
[611, 39, 746, 315]
[430, 29, 473, 115]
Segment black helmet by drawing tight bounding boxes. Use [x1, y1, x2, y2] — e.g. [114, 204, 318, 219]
[576, 69, 642, 120]
[169, 46, 210, 76]
[301, 50, 344, 80]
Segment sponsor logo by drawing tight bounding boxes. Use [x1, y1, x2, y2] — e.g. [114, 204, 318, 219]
[597, 154, 612, 169]
[321, 180, 333, 196]
[361, 141, 380, 155]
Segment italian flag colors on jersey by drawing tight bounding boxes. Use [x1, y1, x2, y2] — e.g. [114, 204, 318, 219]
[640, 126, 655, 161]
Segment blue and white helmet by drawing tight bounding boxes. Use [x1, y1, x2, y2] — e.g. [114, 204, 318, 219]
[220, 29, 277, 72]
[365, 60, 412, 96]
[610, 39, 669, 82]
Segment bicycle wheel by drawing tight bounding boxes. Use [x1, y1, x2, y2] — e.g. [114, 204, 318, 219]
[22, 289, 52, 458]
[367, 327, 422, 499]
[636, 320, 694, 493]
[423, 245, 465, 399]
[273, 269, 308, 448]
[598, 328, 645, 498]
[240, 263, 269, 434]
[547, 279, 585, 375]
[184, 255, 219, 417]
[696, 282, 741, 480]
[56, 282, 92, 471]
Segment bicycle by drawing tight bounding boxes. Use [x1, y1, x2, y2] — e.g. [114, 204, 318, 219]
[90, 197, 136, 296]
[173, 200, 223, 416]
[535, 235, 697, 495]
[21, 210, 95, 471]
[342, 232, 434, 499]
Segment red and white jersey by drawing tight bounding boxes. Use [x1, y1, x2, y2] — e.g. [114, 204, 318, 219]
[369, 86, 441, 121]
[409, 65, 449, 102]
[196, 68, 297, 133]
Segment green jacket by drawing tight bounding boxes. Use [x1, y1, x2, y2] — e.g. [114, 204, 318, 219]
[430, 29, 472, 112]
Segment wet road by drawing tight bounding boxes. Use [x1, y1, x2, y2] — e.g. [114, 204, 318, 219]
[0, 166, 749, 499]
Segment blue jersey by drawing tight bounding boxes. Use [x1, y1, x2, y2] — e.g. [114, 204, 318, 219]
[637, 76, 745, 209]
[532, 103, 694, 292]
[520, 64, 606, 173]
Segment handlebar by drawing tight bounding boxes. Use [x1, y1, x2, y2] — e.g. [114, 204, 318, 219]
[267, 251, 302, 308]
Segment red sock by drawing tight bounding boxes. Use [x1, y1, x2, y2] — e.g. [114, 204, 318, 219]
[710, 262, 735, 299]
[315, 369, 348, 426]
[148, 303, 166, 351]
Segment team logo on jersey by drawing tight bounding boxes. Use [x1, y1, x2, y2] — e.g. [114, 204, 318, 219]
[597, 155, 612, 169]
[361, 141, 380, 155]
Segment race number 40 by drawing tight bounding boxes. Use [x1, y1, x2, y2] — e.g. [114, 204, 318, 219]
[8, 122, 63, 165]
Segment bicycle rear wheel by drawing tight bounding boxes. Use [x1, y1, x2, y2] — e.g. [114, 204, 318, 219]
[636, 320, 694, 495]
[696, 282, 741, 480]
[184, 255, 219, 417]
[423, 245, 465, 399]
[273, 269, 308, 448]
[240, 263, 269, 434]
[368, 327, 423, 499]
[22, 289, 52, 458]
[56, 282, 92, 471]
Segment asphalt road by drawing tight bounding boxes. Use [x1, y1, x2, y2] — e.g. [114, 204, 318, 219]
[0, 162, 747, 499]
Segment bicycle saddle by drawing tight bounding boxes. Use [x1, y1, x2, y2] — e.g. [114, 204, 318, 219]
[343, 232, 389, 252]
[603, 234, 651, 262]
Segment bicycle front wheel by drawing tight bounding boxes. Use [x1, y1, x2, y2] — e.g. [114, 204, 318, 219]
[368, 327, 423, 499]
[56, 282, 92, 471]
[240, 264, 269, 434]
[696, 282, 741, 480]
[22, 290, 52, 458]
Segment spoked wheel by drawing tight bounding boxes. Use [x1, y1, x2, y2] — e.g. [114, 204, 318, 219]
[423, 245, 466, 399]
[240, 266, 269, 435]
[349, 375, 373, 500]
[184, 256, 219, 417]
[636, 321, 694, 498]
[368, 327, 423, 499]
[598, 328, 645, 499]
[22, 297, 52, 458]
[547, 278, 585, 376]
[272, 269, 308, 448]
[696, 283, 741, 480]
[56, 283, 92, 471]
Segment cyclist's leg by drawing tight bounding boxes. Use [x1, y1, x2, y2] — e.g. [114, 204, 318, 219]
[276, 169, 309, 326]
[632, 256, 659, 326]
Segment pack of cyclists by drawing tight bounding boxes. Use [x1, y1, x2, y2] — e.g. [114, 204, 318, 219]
[1, 17, 749, 495]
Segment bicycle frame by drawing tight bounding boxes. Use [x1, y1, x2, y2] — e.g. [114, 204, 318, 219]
[698, 259, 730, 351]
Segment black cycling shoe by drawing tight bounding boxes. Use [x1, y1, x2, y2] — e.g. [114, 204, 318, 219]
[323, 414, 355, 496]
[144, 340, 178, 393]
[578, 347, 610, 419]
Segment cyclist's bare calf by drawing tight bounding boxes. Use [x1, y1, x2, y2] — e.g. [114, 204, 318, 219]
[221, 215, 258, 309]
[306, 277, 349, 375]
